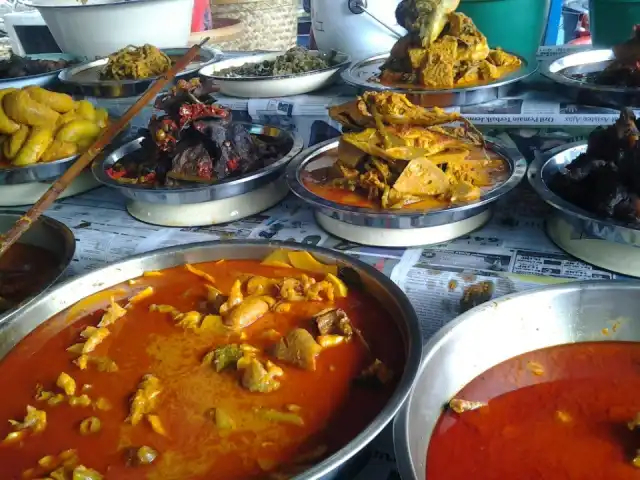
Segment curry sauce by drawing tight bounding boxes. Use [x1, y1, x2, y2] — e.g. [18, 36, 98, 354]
[427, 341, 640, 480]
[0, 255, 404, 479]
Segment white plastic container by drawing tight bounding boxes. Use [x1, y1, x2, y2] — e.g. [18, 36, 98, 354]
[22, 0, 195, 58]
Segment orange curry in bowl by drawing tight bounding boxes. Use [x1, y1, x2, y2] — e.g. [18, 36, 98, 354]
[0, 250, 404, 480]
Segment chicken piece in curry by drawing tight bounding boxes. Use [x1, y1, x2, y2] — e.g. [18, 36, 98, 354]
[302, 92, 508, 210]
[0, 249, 403, 480]
[381, 0, 522, 89]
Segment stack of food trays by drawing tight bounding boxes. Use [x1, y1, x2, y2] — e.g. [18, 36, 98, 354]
[528, 109, 640, 277]
[198, 46, 351, 98]
[286, 92, 526, 247]
[340, 10, 537, 107]
[91, 80, 303, 226]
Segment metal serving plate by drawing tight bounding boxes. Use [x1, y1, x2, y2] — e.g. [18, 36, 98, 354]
[528, 141, 640, 242]
[286, 137, 527, 229]
[394, 280, 640, 480]
[199, 50, 351, 98]
[92, 123, 304, 205]
[0, 123, 128, 185]
[58, 47, 220, 98]
[0, 53, 79, 90]
[0, 210, 75, 315]
[0, 240, 422, 480]
[540, 49, 640, 109]
[341, 52, 537, 108]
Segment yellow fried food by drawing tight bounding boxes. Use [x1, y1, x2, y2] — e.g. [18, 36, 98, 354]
[4, 90, 59, 127]
[0, 89, 19, 135]
[41, 140, 78, 162]
[74, 100, 96, 122]
[55, 119, 101, 143]
[13, 128, 54, 166]
[3, 125, 29, 160]
[56, 111, 77, 129]
[95, 108, 109, 129]
[25, 87, 74, 114]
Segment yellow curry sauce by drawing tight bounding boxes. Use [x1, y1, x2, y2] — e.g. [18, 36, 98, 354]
[302, 146, 509, 211]
[0, 254, 404, 480]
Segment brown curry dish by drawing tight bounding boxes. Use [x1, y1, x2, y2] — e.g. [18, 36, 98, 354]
[302, 92, 509, 210]
[0, 249, 404, 479]
[380, 0, 522, 89]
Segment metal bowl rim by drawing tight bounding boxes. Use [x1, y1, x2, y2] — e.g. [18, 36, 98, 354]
[0, 53, 80, 84]
[341, 52, 538, 94]
[91, 122, 304, 196]
[392, 278, 640, 480]
[58, 47, 219, 86]
[0, 239, 423, 480]
[286, 136, 527, 220]
[540, 48, 640, 94]
[198, 49, 352, 82]
[527, 140, 640, 232]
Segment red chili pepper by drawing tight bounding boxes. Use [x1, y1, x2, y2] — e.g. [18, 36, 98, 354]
[142, 172, 156, 184]
[226, 158, 239, 172]
[106, 167, 126, 180]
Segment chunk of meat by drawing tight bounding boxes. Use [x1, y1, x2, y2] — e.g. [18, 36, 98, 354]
[223, 296, 272, 329]
[205, 284, 227, 314]
[314, 308, 353, 338]
[219, 279, 244, 316]
[97, 296, 127, 327]
[449, 398, 486, 413]
[79, 327, 110, 354]
[127, 375, 161, 425]
[356, 359, 394, 387]
[240, 358, 283, 393]
[272, 328, 322, 371]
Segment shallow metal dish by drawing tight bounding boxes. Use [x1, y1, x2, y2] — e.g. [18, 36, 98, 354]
[0, 210, 75, 315]
[92, 123, 304, 205]
[0, 240, 422, 480]
[540, 49, 640, 109]
[58, 47, 220, 98]
[393, 280, 640, 480]
[286, 137, 527, 229]
[199, 50, 351, 98]
[0, 122, 127, 185]
[0, 53, 79, 90]
[341, 52, 537, 108]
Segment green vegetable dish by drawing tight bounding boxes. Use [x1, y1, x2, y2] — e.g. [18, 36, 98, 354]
[218, 47, 336, 78]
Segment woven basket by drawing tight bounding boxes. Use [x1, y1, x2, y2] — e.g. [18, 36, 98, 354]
[211, 0, 297, 51]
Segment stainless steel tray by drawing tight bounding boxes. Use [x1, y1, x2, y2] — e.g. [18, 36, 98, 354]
[0, 240, 422, 480]
[92, 123, 304, 205]
[0, 123, 128, 185]
[286, 137, 527, 229]
[58, 47, 220, 98]
[341, 52, 537, 108]
[0, 210, 75, 315]
[394, 279, 640, 480]
[0, 53, 79, 90]
[528, 141, 640, 243]
[540, 49, 640, 109]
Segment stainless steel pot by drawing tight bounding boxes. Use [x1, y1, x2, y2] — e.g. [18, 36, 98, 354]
[393, 280, 640, 480]
[0, 240, 422, 480]
[0, 211, 75, 314]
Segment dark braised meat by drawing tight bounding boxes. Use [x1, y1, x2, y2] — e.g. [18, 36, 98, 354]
[580, 25, 640, 87]
[549, 108, 640, 224]
[0, 54, 75, 79]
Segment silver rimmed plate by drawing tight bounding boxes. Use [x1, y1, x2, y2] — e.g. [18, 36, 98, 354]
[92, 122, 304, 205]
[286, 137, 527, 247]
[540, 49, 640, 109]
[341, 52, 537, 108]
[59, 47, 220, 98]
[529, 141, 640, 277]
[199, 50, 351, 98]
[0, 53, 79, 90]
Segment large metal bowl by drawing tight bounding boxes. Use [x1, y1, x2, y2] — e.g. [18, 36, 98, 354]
[0, 211, 75, 314]
[92, 124, 304, 205]
[286, 137, 527, 229]
[0, 240, 422, 480]
[393, 280, 640, 480]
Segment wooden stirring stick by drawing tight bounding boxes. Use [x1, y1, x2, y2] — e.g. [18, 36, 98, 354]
[0, 38, 210, 258]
